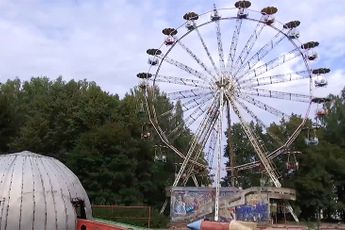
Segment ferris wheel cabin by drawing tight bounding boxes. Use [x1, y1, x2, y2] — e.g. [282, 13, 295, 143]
[313, 68, 330, 87]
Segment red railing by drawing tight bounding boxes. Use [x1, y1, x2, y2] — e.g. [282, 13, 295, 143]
[257, 225, 305, 230]
[92, 205, 152, 228]
[320, 223, 345, 230]
[77, 219, 128, 230]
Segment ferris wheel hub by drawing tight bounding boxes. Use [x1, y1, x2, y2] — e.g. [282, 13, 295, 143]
[215, 78, 237, 96]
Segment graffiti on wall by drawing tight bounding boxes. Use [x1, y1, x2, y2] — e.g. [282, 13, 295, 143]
[170, 187, 295, 223]
[170, 187, 240, 222]
[235, 193, 269, 222]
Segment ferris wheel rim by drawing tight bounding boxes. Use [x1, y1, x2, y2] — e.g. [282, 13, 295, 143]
[148, 13, 313, 146]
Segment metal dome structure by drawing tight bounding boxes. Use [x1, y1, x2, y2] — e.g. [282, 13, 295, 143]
[0, 151, 92, 230]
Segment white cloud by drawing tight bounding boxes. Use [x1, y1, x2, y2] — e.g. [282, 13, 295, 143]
[0, 0, 340, 133]
[0, 0, 168, 95]
[0, 0, 343, 97]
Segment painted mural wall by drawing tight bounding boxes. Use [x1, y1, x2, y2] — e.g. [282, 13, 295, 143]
[170, 187, 270, 223]
[235, 193, 269, 222]
[170, 187, 240, 222]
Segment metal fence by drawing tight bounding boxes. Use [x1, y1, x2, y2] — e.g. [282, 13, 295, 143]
[92, 205, 152, 228]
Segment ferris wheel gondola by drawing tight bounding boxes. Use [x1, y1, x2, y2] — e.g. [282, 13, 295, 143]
[137, 1, 329, 221]
[285, 151, 301, 175]
[313, 68, 330, 87]
[304, 127, 319, 146]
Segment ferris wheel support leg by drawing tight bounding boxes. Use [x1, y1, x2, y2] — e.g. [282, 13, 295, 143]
[287, 203, 299, 222]
[191, 174, 199, 187]
[228, 95, 300, 222]
[172, 98, 220, 188]
[182, 116, 218, 186]
[159, 200, 168, 214]
[228, 96, 281, 187]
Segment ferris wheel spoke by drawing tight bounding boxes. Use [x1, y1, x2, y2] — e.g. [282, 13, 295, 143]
[238, 94, 290, 119]
[233, 20, 265, 73]
[234, 31, 286, 78]
[235, 98, 284, 145]
[186, 98, 220, 157]
[226, 18, 243, 72]
[205, 129, 217, 167]
[153, 90, 216, 157]
[240, 70, 310, 88]
[233, 153, 281, 171]
[167, 95, 213, 139]
[236, 47, 300, 81]
[233, 147, 292, 171]
[161, 56, 209, 82]
[166, 123, 185, 141]
[182, 129, 218, 184]
[191, 96, 220, 139]
[174, 121, 216, 186]
[198, 114, 220, 157]
[184, 105, 208, 127]
[156, 107, 174, 120]
[167, 107, 205, 142]
[180, 92, 214, 111]
[153, 74, 210, 89]
[177, 40, 217, 80]
[168, 102, 210, 141]
[167, 88, 210, 100]
[243, 88, 311, 103]
[214, 19, 226, 72]
[230, 160, 261, 171]
[226, 95, 281, 187]
[195, 25, 220, 75]
[231, 144, 287, 172]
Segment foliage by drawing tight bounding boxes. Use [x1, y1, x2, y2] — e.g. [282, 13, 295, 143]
[223, 122, 263, 188]
[0, 77, 186, 214]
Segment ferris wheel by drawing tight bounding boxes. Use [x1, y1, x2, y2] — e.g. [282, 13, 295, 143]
[137, 1, 329, 221]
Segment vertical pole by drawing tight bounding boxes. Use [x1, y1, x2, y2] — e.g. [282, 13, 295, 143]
[283, 204, 287, 224]
[226, 100, 236, 187]
[148, 206, 151, 228]
[214, 89, 224, 221]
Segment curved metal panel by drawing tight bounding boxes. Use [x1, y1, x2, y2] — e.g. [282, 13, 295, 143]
[0, 151, 92, 230]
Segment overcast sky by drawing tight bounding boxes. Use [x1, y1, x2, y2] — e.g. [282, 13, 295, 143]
[0, 0, 344, 98]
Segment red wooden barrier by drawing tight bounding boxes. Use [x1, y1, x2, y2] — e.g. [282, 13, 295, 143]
[320, 223, 345, 230]
[77, 219, 128, 230]
[257, 224, 306, 230]
[92, 205, 151, 228]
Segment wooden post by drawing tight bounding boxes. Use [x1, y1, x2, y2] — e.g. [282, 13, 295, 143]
[283, 204, 287, 224]
[148, 206, 151, 228]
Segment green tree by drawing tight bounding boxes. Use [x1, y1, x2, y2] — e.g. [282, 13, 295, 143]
[9, 77, 120, 159]
[0, 79, 22, 153]
[223, 122, 267, 188]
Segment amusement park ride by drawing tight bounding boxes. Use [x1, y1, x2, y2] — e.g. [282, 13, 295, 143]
[136, 0, 331, 227]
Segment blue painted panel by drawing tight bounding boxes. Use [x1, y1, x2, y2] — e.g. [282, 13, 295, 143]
[235, 202, 269, 222]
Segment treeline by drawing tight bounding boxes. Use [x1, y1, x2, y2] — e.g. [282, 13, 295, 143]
[1, 77, 344, 222]
[0, 77, 179, 212]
